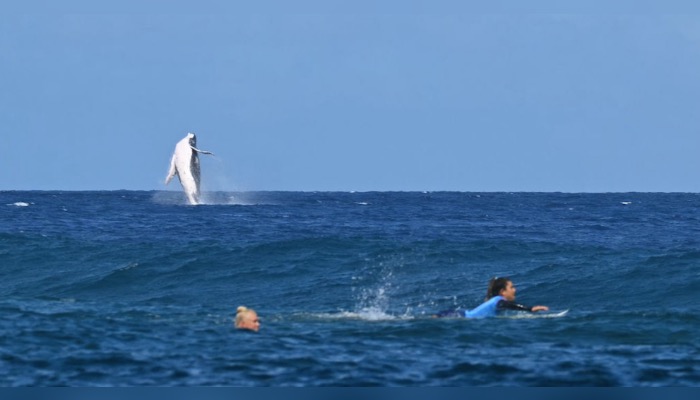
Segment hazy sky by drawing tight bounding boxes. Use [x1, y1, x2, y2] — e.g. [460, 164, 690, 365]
[2, 2, 699, 192]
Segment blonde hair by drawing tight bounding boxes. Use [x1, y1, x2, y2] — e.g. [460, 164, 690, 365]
[235, 306, 255, 327]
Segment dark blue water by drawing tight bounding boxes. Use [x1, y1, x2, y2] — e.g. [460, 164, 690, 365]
[1, 191, 699, 386]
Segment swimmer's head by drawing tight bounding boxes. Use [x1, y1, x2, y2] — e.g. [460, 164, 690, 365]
[486, 277, 515, 301]
[234, 306, 260, 332]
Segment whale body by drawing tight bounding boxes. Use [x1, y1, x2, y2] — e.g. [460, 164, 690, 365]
[165, 133, 214, 205]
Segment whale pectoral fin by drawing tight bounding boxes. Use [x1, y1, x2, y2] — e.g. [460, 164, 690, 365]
[190, 146, 214, 156]
[165, 156, 177, 185]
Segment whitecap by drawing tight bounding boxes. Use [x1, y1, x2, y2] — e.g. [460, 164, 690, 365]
[8, 202, 30, 207]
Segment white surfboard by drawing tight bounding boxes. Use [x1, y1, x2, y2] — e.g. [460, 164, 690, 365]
[500, 309, 569, 319]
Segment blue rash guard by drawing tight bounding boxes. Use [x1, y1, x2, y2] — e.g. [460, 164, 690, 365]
[435, 295, 535, 319]
[465, 295, 504, 318]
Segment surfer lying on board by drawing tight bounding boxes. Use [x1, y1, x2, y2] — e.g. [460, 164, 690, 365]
[436, 277, 549, 318]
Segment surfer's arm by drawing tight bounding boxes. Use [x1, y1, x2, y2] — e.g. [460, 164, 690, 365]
[497, 300, 548, 312]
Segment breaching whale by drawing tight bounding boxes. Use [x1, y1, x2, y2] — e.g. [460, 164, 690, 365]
[165, 132, 214, 205]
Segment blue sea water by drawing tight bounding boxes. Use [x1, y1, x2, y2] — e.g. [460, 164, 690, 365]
[1, 190, 699, 386]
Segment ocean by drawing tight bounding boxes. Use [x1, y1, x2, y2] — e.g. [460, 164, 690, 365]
[1, 190, 699, 386]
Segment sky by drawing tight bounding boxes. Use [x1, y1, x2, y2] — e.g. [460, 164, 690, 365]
[2, 2, 700, 192]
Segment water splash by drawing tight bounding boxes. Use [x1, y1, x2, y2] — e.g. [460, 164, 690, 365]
[349, 254, 412, 320]
[305, 309, 408, 321]
[151, 191, 259, 206]
[199, 192, 258, 206]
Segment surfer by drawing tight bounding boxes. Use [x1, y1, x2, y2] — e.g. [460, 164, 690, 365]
[436, 277, 549, 318]
[234, 306, 261, 332]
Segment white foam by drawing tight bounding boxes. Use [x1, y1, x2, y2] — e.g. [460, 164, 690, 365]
[305, 309, 413, 322]
[152, 191, 260, 206]
[9, 202, 30, 207]
[199, 192, 263, 206]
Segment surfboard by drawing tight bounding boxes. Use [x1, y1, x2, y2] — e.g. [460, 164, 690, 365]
[500, 309, 569, 319]
[543, 309, 569, 318]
